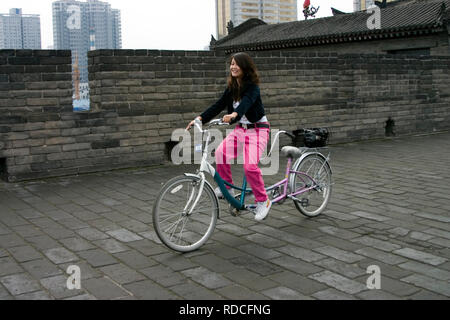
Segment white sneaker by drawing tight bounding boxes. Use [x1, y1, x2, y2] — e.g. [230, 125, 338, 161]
[254, 199, 272, 221]
[215, 187, 234, 199]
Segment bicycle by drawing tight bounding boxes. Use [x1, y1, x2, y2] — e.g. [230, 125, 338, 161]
[153, 119, 332, 252]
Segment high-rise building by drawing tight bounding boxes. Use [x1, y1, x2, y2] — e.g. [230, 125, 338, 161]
[0, 8, 41, 49]
[353, 0, 397, 11]
[52, 0, 122, 110]
[216, 0, 298, 39]
[53, 0, 122, 81]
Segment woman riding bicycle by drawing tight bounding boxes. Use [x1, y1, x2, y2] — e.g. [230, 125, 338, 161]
[186, 52, 272, 221]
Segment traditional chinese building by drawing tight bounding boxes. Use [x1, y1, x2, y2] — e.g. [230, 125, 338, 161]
[211, 0, 450, 56]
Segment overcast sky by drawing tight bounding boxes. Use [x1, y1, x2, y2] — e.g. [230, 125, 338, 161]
[1, 0, 354, 50]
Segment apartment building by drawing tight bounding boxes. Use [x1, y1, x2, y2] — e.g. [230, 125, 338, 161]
[216, 0, 297, 39]
[0, 8, 41, 49]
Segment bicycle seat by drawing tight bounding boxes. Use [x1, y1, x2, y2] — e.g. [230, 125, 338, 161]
[281, 146, 307, 158]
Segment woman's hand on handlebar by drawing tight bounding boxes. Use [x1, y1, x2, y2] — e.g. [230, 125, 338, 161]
[186, 116, 202, 131]
[223, 112, 238, 124]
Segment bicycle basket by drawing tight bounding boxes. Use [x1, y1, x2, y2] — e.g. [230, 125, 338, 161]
[292, 128, 329, 148]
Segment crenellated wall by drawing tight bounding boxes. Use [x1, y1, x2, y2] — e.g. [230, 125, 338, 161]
[1, 49, 449, 182]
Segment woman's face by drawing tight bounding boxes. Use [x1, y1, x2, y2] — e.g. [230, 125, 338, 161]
[230, 58, 244, 79]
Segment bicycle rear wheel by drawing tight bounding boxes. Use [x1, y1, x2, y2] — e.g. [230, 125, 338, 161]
[290, 154, 332, 217]
[153, 175, 218, 252]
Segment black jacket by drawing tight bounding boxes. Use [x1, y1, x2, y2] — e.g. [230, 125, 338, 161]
[200, 83, 266, 124]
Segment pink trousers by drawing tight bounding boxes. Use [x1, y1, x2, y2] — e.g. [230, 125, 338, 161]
[215, 124, 270, 203]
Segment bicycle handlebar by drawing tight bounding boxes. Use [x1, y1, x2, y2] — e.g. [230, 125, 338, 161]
[192, 119, 296, 142]
[190, 118, 230, 133]
[208, 119, 230, 127]
[190, 120, 300, 161]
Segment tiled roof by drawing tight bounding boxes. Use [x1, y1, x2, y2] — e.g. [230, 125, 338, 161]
[213, 0, 450, 52]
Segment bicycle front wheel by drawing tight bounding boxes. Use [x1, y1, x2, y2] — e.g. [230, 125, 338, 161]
[153, 175, 219, 252]
[290, 154, 332, 217]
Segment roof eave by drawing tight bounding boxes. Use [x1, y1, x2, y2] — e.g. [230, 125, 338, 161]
[219, 24, 446, 53]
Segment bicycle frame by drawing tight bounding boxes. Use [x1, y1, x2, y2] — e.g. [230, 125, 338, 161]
[188, 120, 329, 213]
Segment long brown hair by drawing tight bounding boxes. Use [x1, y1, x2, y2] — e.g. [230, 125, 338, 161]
[227, 52, 260, 102]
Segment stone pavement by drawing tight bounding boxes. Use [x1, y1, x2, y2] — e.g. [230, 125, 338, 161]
[0, 132, 449, 300]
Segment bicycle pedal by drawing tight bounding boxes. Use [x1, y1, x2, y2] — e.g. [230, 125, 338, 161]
[229, 207, 240, 217]
[245, 205, 257, 215]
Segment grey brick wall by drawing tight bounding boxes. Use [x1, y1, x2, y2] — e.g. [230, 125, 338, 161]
[252, 51, 450, 142]
[0, 50, 74, 182]
[0, 49, 449, 182]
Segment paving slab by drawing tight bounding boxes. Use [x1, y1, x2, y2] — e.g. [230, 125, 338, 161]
[181, 266, 232, 290]
[261, 286, 312, 300]
[0, 273, 42, 296]
[106, 229, 143, 242]
[44, 247, 78, 264]
[308, 270, 367, 295]
[82, 277, 132, 300]
[99, 264, 147, 285]
[393, 247, 447, 266]
[22, 258, 63, 279]
[1, 132, 450, 300]
[40, 275, 84, 299]
[312, 288, 357, 300]
[0, 258, 24, 277]
[401, 274, 450, 297]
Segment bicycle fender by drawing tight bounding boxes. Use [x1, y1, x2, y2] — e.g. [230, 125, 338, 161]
[294, 152, 332, 174]
[183, 173, 217, 193]
[183, 173, 221, 216]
